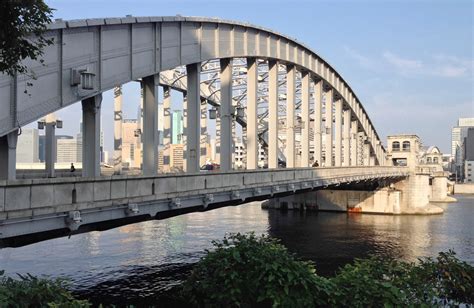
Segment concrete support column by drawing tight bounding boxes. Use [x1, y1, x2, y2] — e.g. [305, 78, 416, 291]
[363, 135, 370, 166]
[186, 63, 201, 173]
[314, 80, 322, 165]
[162, 86, 171, 171]
[334, 98, 342, 166]
[0, 130, 18, 180]
[285, 65, 296, 168]
[246, 58, 258, 170]
[324, 88, 333, 167]
[82, 94, 102, 177]
[45, 114, 56, 178]
[343, 109, 351, 166]
[220, 59, 233, 172]
[113, 86, 123, 175]
[268, 60, 279, 169]
[350, 120, 358, 166]
[182, 93, 187, 171]
[142, 75, 159, 175]
[200, 98, 208, 167]
[301, 71, 310, 167]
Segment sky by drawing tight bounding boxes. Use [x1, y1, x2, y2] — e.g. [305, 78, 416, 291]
[42, 0, 473, 154]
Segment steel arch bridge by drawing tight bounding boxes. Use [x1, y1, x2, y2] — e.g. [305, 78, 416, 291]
[0, 16, 410, 247]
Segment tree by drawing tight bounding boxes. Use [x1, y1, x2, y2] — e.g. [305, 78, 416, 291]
[0, 0, 54, 77]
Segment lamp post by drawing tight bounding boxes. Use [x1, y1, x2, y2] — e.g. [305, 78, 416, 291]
[38, 114, 62, 177]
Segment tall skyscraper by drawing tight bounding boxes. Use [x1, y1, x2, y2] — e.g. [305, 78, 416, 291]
[464, 128, 474, 183]
[451, 117, 474, 180]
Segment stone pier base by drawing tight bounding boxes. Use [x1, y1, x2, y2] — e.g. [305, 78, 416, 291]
[263, 186, 443, 215]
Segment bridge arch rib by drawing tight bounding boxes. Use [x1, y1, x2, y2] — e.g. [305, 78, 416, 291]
[0, 16, 384, 169]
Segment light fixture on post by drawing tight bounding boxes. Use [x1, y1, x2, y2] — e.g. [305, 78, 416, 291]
[209, 107, 218, 119]
[37, 118, 62, 130]
[70, 68, 96, 90]
[80, 69, 95, 90]
[235, 106, 244, 118]
[37, 119, 46, 130]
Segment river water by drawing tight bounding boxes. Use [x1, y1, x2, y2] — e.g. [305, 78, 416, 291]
[0, 194, 473, 306]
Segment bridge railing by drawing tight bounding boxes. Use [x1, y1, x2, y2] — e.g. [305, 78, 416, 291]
[0, 166, 409, 220]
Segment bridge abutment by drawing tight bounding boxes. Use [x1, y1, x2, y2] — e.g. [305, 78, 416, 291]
[265, 172, 446, 215]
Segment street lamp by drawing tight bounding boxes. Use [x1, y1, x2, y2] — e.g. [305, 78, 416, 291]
[209, 107, 218, 119]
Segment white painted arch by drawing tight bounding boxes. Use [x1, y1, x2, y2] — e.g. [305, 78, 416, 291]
[0, 16, 384, 162]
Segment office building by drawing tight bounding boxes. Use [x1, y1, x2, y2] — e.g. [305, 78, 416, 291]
[16, 128, 39, 163]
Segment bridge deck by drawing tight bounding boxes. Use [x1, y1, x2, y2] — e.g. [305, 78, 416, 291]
[0, 167, 408, 247]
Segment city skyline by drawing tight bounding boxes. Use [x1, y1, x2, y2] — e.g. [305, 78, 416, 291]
[36, 0, 473, 154]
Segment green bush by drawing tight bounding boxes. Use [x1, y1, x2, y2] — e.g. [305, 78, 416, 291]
[330, 250, 474, 307]
[0, 270, 91, 307]
[182, 232, 331, 307]
[182, 233, 474, 307]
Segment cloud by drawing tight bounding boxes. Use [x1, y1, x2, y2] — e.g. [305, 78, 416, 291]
[345, 47, 472, 79]
[343, 46, 375, 70]
[383, 51, 422, 71]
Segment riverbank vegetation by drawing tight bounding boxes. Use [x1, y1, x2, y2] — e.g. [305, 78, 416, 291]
[181, 233, 473, 307]
[1, 233, 473, 307]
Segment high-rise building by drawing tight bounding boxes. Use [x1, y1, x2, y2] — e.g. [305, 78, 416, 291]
[451, 117, 474, 180]
[169, 144, 184, 171]
[464, 128, 474, 183]
[56, 136, 80, 163]
[122, 119, 140, 168]
[16, 128, 39, 163]
[171, 110, 183, 144]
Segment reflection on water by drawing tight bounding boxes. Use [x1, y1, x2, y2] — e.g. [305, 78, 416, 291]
[0, 195, 472, 305]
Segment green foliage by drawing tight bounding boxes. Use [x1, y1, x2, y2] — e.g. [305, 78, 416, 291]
[0, 270, 91, 307]
[0, 0, 54, 77]
[330, 250, 474, 307]
[182, 233, 474, 307]
[182, 232, 331, 307]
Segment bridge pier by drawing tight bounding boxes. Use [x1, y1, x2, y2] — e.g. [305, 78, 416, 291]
[0, 129, 18, 180]
[430, 172, 456, 203]
[82, 94, 102, 177]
